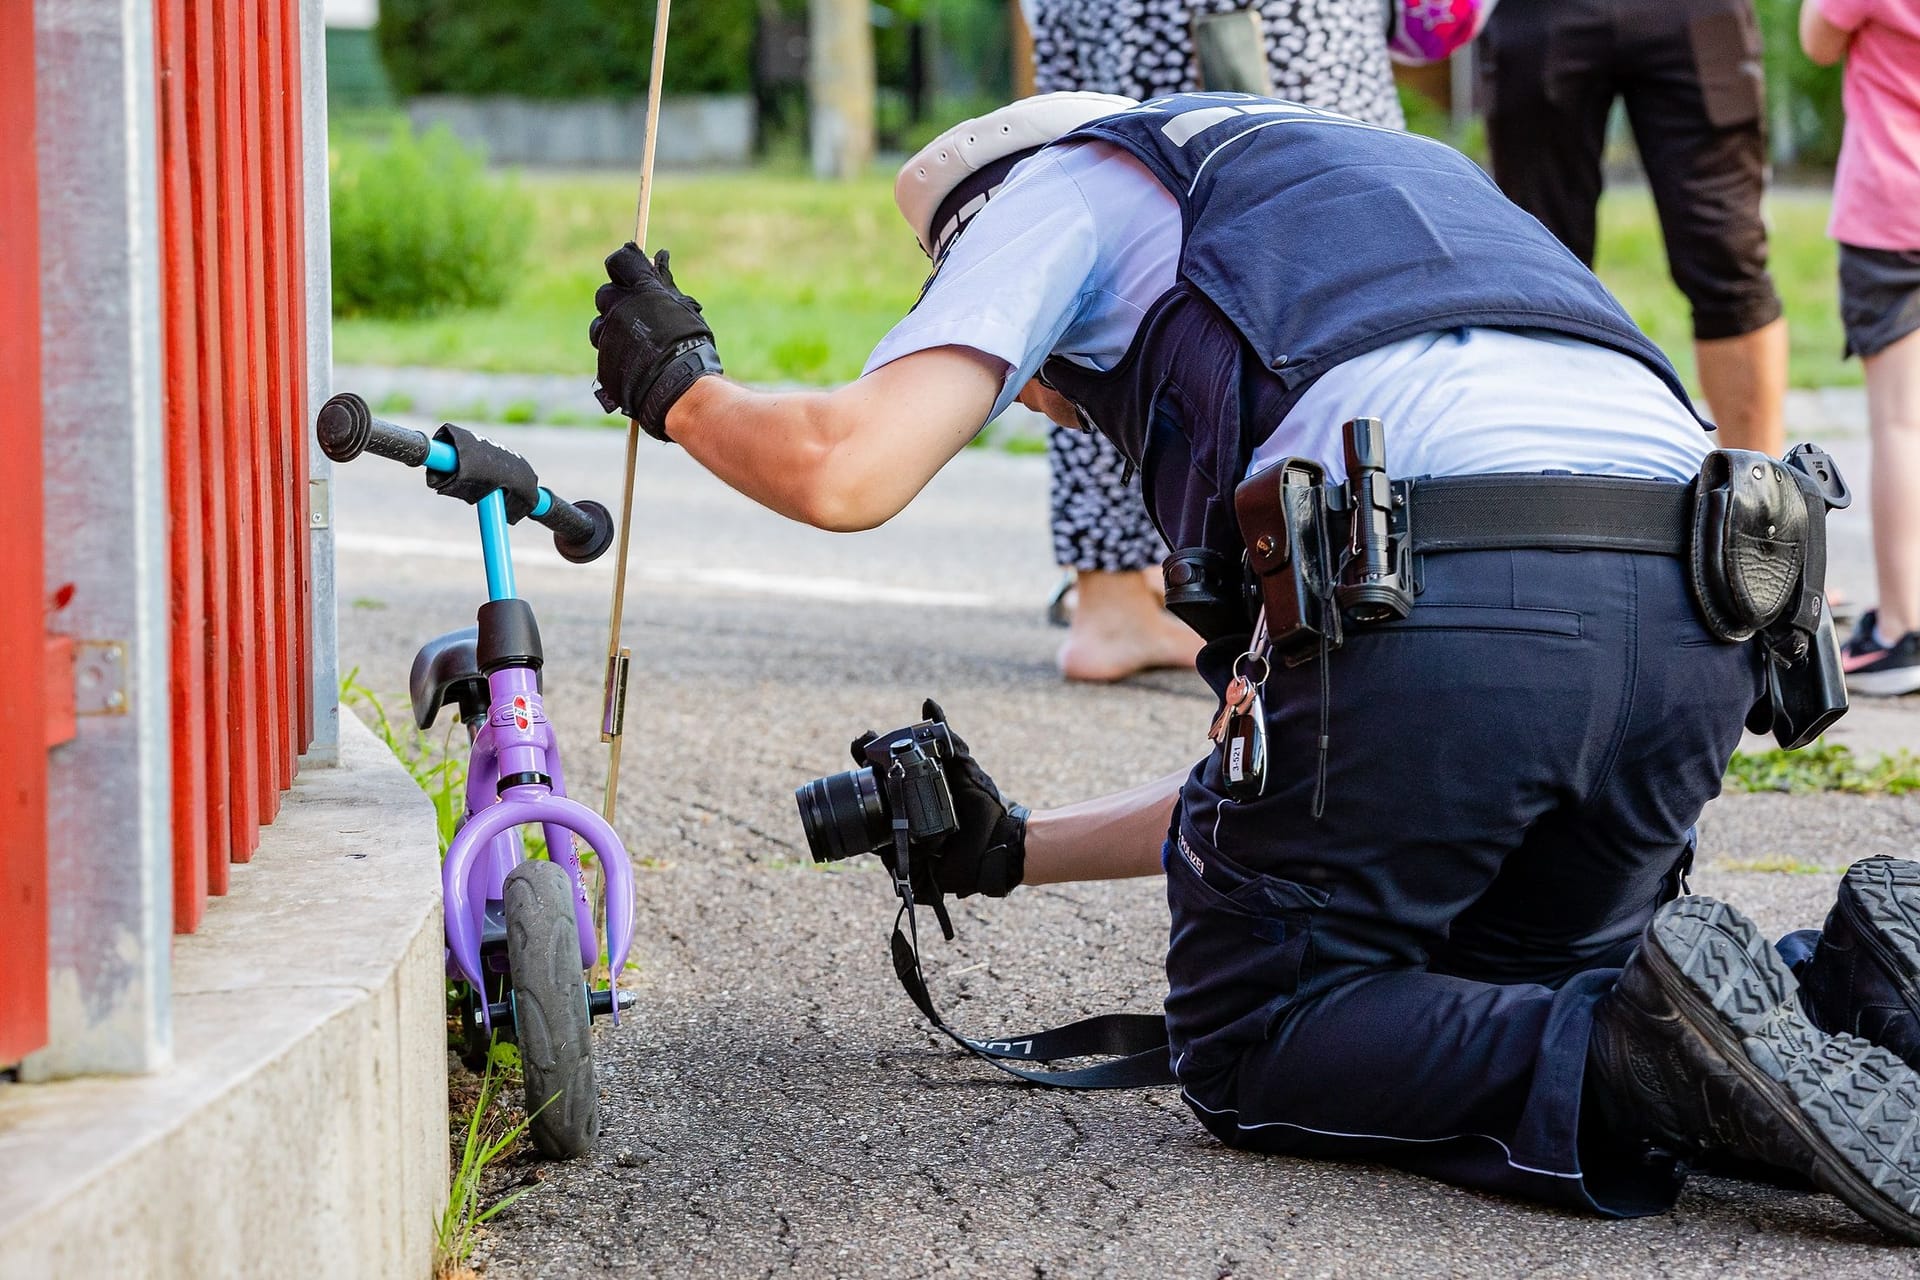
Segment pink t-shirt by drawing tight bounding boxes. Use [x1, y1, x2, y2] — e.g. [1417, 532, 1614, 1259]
[1819, 0, 1920, 250]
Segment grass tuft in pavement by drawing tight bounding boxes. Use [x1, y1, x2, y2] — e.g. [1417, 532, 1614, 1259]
[1718, 855, 1850, 875]
[435, 1043, 540, 1280]
[1724, 738, 1920, 795]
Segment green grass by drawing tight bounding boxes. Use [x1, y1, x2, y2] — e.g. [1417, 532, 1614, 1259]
[1593, 186, 1850, 391]
[1724, 738, 1920, 795]
[1718, 855, 1850, 875]
[435, 1044, 541, 1279]
[334, 168, 1858, 393]
[334, 169, 926, 387]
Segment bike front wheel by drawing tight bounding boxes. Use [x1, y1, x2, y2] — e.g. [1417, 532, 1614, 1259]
[504, 859, 600, 1159]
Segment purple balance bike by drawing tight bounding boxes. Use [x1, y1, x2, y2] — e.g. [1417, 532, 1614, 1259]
[317, 391, 637, 1159]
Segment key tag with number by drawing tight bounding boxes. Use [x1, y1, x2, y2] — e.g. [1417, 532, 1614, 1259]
[1208, 616, 1271, 802]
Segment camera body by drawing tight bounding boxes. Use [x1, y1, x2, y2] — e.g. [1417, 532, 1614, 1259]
[795, 717, 959, 865]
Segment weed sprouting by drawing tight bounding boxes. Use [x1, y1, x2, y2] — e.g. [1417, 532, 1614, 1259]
[1724, 739, 1920, 795]
[434, 1042, 539, 1278]
[341, 668, 549, 859]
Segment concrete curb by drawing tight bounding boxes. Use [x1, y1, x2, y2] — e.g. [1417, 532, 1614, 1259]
[0, 715, 447, 1279]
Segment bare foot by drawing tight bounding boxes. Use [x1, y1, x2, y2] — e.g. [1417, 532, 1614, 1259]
[1057, 569, 1203, 682]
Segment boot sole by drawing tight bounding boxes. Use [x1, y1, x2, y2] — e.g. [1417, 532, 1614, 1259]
[1646, 897, 1920, 1242]
[1840, 857, 1920, 1018]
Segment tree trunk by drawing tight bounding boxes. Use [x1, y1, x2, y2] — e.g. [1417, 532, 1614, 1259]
[808, 0, 875, 180]
[1011, 0, 1035, 98]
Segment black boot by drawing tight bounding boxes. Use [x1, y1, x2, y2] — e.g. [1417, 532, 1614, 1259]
[1589, 896, 1920, 1242]
[1797, 857, 1920, 1069]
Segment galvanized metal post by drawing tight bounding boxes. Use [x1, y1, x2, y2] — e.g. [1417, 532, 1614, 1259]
[301, 0, 340, 766]
[23, 0, 174, 1078]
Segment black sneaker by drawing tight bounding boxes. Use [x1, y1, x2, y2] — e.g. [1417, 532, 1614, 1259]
[1590, 896, 1920, 1242]
[1800, 857, 1920, 1070]
[1843, 609, 1920, 696]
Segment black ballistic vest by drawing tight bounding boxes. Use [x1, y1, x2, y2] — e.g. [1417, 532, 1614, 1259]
[1036, 93, 1703, 560]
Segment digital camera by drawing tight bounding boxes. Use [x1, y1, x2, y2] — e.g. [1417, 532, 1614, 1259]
[795, 717, 958, 864]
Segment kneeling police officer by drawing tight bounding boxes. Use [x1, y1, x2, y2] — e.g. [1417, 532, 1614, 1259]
[589, 92, 1920, 1237]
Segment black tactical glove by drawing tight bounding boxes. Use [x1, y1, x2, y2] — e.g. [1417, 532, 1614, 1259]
[589, 242, 723, 442]
[423, 423, 540, 522]
[858, 698, 1028, 903]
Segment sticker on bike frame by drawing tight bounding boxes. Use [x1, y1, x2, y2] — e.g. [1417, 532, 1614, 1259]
[493, 693, 547, 731]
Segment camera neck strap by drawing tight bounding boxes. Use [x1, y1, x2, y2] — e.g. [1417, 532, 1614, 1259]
[888, 906, 1176, 1089]
[881, 774, 1174, 1090]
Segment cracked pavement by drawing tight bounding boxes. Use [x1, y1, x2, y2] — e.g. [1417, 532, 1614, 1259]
[335, 418, 1920, 1277]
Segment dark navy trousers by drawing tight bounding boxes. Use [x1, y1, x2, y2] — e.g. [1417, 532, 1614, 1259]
[1166, 547, 1765, 1215]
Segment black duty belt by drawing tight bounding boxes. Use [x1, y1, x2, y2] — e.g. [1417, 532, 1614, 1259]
[1399, 473, 1691, 558]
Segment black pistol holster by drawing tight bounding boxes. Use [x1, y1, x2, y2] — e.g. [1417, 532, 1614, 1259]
[1689, 444, 1852, 748]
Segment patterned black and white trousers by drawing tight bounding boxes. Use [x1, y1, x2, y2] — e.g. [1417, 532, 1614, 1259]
[1031, 0, 1403, 571]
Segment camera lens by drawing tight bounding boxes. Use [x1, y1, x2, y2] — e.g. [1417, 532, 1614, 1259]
[794, 767, 887, 864]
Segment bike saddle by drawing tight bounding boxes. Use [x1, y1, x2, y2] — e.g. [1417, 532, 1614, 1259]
[409, 627, 487, 730]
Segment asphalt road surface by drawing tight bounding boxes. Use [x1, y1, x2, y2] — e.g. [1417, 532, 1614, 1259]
[334, 418, 1920, 1278]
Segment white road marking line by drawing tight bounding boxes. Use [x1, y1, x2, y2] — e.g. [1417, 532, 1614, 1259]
[335, 531, 1003, 609]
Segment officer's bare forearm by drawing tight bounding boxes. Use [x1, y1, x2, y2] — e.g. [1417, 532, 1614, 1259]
[662, 347, 1004, 532]
[1023, 769, 1188, 884]
[664, 378, 866, 527]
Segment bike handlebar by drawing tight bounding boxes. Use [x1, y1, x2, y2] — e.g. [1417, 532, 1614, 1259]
[316, 391, 615, 565]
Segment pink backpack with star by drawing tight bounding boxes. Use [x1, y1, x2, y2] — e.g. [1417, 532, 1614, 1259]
[1389, 0, 1499, 65]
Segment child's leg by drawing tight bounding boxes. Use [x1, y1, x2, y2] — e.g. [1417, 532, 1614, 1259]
[1867, 327, 1920, 637]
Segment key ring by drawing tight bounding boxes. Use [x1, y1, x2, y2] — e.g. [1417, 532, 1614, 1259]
[1231, 649, 1270, 690]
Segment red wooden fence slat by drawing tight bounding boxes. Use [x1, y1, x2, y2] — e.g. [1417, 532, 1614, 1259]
[157, 0, 210, 934]
[184, 0, 233, 894]
[0, 0, 48, 1062]
[210, 0, 262, 860]
[258, 0, 300, 774]
[238, 0, 287, 816]
[277, 0, 314, 753]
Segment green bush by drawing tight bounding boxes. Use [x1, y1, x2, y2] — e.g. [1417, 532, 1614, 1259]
[1757, 0, 1846, 166]
[377, 0, 756, 99]
[329, 125, 533, 319]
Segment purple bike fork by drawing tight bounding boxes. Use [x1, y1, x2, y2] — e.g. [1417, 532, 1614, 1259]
[444, 663, 636, 1034]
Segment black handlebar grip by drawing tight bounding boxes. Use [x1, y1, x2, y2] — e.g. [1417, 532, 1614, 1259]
[540, 497, 616, 564]
[316, 392, 433, 467]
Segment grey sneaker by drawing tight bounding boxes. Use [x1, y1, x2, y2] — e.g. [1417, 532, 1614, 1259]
[1589, 896, 1920, 1242]
[1843, 609, 1920, 697]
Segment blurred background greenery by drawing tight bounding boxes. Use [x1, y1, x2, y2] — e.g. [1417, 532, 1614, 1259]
[327, 0, 1858, 393]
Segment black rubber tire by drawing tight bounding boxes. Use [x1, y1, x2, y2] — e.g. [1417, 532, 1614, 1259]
[504, 860, 600, 1159]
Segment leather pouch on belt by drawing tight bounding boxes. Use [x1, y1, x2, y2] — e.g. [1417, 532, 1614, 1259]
[1236, 456, 1341, 666]
[1688, 449, 1808, 642]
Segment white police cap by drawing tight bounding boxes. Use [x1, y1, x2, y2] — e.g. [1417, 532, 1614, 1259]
[894, 91, 1137, 259]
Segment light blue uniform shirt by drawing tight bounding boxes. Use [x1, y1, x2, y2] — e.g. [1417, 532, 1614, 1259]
[865, 141, 1710, 484]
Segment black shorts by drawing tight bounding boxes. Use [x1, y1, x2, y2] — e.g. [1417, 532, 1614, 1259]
[1481, 0, 1783, 341]
[1839, 244, 1920, 359]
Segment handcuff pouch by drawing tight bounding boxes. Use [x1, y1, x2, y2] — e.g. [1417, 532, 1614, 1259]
[1687, 449, 1808, 642]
